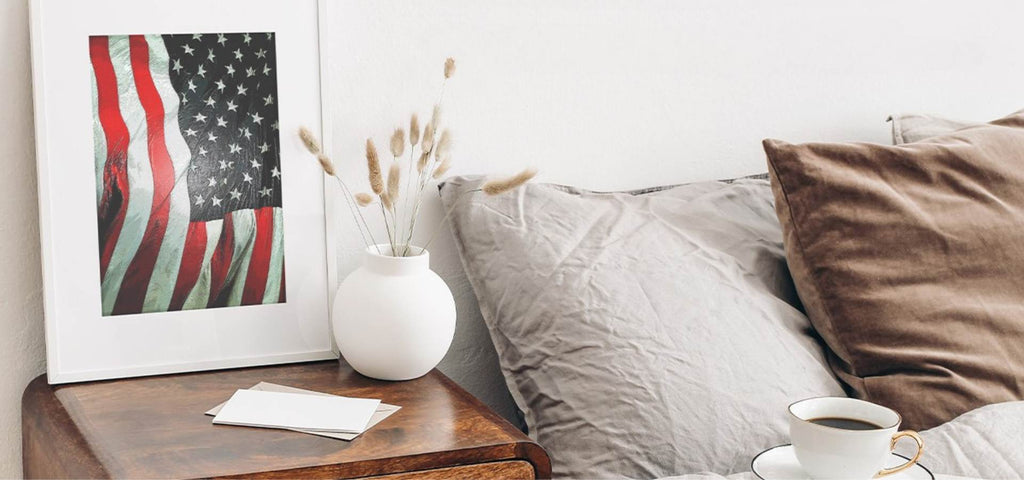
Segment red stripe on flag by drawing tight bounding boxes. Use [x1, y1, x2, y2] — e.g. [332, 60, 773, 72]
[168, 222, 206, 311]
[241, 207, 275, 305]
[207, 212, 235, 308]
[89, 36, 131, 280]
[113, 35, 177, 315]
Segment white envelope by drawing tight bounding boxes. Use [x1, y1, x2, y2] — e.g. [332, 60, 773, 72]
[207, 382, 400, 440]
[212, 387, 381, 434]
[207, 382, 400, 441]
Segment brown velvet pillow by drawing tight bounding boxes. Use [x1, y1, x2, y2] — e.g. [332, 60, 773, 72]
[764, 113, 1024, 430]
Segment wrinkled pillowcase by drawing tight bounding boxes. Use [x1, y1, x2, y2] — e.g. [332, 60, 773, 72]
[900, 400, 1024, 479]
[442, 176, 844, 478]
[889, 109, 1024, 144]
[889, 113, 977, 144]
[764, 112, 1024, 431]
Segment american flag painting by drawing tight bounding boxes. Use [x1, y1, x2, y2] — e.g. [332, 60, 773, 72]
[89, 33, 285, 316]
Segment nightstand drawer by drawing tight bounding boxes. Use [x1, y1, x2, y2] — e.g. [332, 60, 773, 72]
[366, 460, 535, 479]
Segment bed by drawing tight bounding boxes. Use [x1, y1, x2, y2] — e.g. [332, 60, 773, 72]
[436, 112, 1024, 479]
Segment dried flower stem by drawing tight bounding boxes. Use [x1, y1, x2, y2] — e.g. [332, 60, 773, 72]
[403, 108, 447, 254]
[400, 64, 450, 255]
[402, 114, 421, 245]
[312, 58, 466, 257]
[380, 202, 396, 254]
[385, 161, 402, 246]
[387, 132, 405, 247]
[402, 169, 432, 256]
[300, 127, 380, 253]
[399, 146, 417, 252]
[330, 174, 379, 253]
[365, 138, 399, 252]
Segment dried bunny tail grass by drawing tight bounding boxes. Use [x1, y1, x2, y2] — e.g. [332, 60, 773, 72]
[416, 151, 431, 173]
[366, 138, 385, 195]
[481, 168, 538, 195]
[354, 192, 375, 207]
[444, 57, 456, 79]
[298, 126, 321, 155]
[390, 128, 406, 157]
[316, 153, 336, 176]
[434, 129, 452, 160]
[430, 104, 442, 132]
[421, 121, 436, 153]
[409, 114, 420, 146]
[432, 152, 452, 179]
[387, 162, 401, 204]
[380, 191, 393, 210]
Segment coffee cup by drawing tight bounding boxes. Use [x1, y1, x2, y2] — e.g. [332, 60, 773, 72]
[789, 397, 923, 479]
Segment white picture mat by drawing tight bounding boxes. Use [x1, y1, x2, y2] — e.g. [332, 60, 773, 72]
[30, 0, 336, 383]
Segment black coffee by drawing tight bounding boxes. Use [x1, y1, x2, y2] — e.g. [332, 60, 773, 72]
[808, 417, 882, 430]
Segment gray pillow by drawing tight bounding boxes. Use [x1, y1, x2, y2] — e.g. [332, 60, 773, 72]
[887, 110, 1024, 145]
[441, 176, 845, 478]
[889, 113, 977, 144]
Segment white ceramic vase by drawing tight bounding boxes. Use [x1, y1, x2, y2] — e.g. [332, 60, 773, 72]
[332, 244, 456, 381]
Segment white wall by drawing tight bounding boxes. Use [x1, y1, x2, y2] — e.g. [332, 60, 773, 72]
[2, 0, 1024, 475]
[322, 0, 1024, 427]
[0, 0, 46, 476]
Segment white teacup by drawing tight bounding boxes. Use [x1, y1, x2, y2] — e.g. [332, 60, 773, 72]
[789, 397, 923, 480]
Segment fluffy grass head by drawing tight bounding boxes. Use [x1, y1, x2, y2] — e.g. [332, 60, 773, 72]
[366, 138, 384, 195]
[387, 161, 401, 204]
[316, 154, 335, 176]
[298, 126, 321, 155]
[444, 58, 456, 79]
[481, 168, 538, 195]
[390, 128, 406, 157]
[354, 192, 374, 207]
[409, 114, 421, 147]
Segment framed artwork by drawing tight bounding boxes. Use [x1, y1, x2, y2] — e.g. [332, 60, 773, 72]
[29, 0, 338, 383]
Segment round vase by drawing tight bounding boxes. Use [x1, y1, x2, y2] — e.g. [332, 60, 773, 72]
[332, 244, 456, 381]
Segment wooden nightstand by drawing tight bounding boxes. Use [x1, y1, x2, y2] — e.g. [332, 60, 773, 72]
[22, 360, 549, 479]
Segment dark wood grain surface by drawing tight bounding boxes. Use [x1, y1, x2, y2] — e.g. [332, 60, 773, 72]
[365, 460, 535, 479]
[22, 361, 550, 479]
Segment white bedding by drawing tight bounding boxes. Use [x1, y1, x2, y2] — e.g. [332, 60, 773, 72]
[443, 175, 1024, 479]
[663, 401, 1024, 480]
[659, 470, 978, 478]
[901, 401, 1024, 480]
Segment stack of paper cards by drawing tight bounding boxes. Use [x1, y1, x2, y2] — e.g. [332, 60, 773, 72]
[207, 382, 400, 440]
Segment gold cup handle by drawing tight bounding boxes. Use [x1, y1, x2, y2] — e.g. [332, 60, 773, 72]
[876, 430, 924, 477]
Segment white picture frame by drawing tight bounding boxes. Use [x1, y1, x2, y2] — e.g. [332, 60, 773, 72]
[29, 0, 338, 384]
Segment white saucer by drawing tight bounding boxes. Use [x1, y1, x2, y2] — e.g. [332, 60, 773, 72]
[751, 445, 934, 480]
